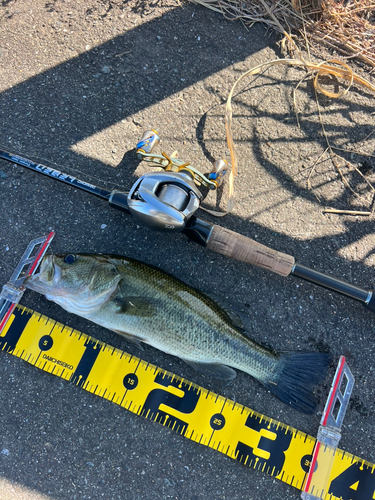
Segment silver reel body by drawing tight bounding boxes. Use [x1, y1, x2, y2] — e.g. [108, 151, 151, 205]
[127, 171, 202, 232]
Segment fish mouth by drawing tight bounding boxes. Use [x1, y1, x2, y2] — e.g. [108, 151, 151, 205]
[24, 255, 61, 294]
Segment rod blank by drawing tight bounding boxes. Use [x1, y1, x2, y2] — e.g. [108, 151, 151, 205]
[292, 263, 374, 309]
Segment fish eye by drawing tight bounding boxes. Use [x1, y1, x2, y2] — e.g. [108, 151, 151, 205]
[64, 254, 76, 264]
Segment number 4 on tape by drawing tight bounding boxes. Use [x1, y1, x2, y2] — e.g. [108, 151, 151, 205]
[1, 235, 375, 500]
[302, 356, 375, 500]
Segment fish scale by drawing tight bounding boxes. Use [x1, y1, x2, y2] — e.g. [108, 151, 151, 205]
[25, 253, 330, 414]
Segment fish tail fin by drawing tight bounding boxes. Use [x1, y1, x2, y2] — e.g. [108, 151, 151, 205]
[264, 352, 331, 414]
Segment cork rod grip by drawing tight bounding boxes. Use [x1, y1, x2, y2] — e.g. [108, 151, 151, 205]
[206, 225, 295, 277]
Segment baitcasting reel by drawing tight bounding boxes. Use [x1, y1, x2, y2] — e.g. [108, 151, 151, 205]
[127, 130, 229, 232]
[1, 135, 375, 313]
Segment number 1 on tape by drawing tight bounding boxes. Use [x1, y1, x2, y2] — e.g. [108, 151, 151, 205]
[1, 234, 372, 500]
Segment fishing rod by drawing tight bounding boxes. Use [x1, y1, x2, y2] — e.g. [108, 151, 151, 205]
[0, 131, 374, 313]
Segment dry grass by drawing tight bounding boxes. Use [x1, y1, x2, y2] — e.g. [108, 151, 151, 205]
[308, 0, 375, 67]
[187, 0, 375, 214]
[189, 0, 375, 68]
[222, 57, 375, 213]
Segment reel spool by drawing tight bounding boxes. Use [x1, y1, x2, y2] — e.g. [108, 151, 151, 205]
[129, 130, 229, 231]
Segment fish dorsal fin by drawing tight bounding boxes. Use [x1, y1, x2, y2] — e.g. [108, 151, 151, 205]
[113, 297, 157, 317]
[204, 293, 246, 333]
[184, 360, 237, 380]
[176, 289, 246, 334]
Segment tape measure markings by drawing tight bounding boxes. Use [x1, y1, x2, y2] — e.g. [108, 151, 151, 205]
[2, 304, 375, 500]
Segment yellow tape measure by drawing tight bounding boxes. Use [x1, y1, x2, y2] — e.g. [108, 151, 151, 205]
[1, 305, 375, 499]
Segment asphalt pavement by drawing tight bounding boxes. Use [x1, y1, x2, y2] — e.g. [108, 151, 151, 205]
[0, 1, 375, 499]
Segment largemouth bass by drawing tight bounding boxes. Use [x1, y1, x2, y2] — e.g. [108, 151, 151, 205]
[25, 253, 330, 414]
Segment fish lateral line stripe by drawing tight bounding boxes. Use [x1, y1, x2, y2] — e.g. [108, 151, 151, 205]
[2, 305, 375, 497]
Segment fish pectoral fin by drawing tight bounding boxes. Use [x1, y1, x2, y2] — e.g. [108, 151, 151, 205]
[113, 297, 157, 317]
[111, 330, 144, 350]
[184, 361, 237, 380]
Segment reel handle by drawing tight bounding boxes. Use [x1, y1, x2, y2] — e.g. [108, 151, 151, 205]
[206, 225, 295, 277]
[136, 130, 160, 158]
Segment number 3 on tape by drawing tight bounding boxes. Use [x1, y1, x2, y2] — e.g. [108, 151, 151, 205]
[1, 235, 375, 500]
[2, 305, 375, 500]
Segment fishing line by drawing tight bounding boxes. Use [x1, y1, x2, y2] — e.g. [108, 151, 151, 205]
[0, 257, 14, 275]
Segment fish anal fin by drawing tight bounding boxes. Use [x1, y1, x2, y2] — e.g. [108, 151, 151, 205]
[185, 360, 236, 380]
[114, 297, 156, 317]
[111, 330, 144, 350]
